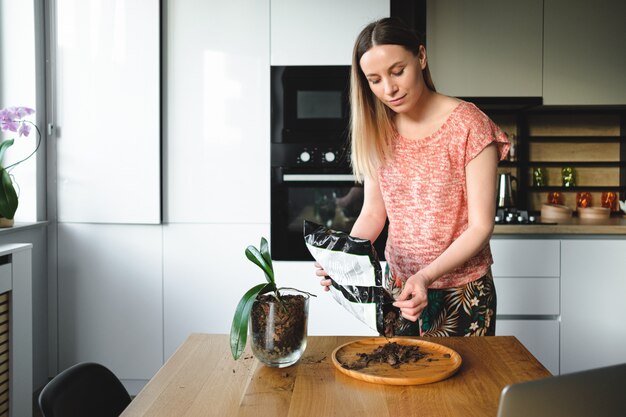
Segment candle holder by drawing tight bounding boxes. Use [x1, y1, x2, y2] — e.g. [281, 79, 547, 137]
[562, 167, 576, 187]
[601, 191, 618, 211]
[532, 167, 546, 187]
[576, 192, 592, 208]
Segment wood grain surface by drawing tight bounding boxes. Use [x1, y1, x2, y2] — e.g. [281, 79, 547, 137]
[120, 334, 551, 417]
[332, 337, 461, 385]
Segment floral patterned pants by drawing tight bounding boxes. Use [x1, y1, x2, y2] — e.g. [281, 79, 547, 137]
[386, 266, 497, 337]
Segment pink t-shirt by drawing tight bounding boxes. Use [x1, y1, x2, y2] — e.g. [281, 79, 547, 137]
[378, 101, 510, 289]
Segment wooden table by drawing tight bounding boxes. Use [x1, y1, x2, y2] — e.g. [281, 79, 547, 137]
[121, 334, 551, 417]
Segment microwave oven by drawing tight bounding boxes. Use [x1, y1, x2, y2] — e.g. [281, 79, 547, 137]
[271, 65, 351, 144]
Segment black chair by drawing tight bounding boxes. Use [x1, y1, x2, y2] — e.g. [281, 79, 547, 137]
[38, 362, 132, 417]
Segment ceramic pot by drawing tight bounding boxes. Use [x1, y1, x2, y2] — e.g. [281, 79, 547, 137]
[0, 218, 14, 228]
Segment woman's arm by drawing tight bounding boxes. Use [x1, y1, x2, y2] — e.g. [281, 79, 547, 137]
[349, 173, 388, 242]
[316, 173, 388, 290]
[393, 143, 498, 321]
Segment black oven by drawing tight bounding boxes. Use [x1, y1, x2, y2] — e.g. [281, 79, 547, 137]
[271, 66, 351, 144]
[270, 163, 388, 261]
[270, 65, 387, 261]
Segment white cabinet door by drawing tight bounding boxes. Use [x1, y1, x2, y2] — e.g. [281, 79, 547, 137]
[561, 240, 626, 374]
[163, 223, 271, 359]
[55, 0, 161, 223]
[494, 277, 559, 316]
[271, 0, 389, 65]
[166, 0, 270, 224]
[492, 238, 560, 375]
[57, 224, 163, 389]
[543, 0, 626, 105]
[427, 0, 543, 97]
[497, 320, 560, 375]
[491, 239, 560, 277]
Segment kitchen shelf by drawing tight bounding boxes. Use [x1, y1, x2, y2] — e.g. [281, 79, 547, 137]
[529, 186, 625, 192]
[527, 161, 625, 168]
[527, 136, 626, 143]
[487, 105, 626, 213]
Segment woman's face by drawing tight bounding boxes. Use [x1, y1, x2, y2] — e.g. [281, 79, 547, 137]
[359, 44, 427, 113]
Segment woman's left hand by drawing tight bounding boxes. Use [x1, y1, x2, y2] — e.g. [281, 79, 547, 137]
[392, 272, 431, 322]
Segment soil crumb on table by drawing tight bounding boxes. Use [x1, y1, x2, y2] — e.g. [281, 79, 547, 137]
[341, 342, 429, 370]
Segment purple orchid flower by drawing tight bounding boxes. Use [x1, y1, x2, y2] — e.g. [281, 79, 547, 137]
[0, 106, 35, 137]
[18, 123, 31, 137]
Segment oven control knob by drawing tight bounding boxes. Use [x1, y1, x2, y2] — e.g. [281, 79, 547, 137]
[299, 151, 311, 163]
[324, 151, 336, 162]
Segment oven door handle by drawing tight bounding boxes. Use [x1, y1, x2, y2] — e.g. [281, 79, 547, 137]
[282, 174, 355, 182]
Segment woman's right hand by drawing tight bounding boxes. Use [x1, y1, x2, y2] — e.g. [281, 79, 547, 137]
[314, 262, 332, 292]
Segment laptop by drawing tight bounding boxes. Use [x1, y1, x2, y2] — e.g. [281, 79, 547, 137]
[497, 363, 626, 417]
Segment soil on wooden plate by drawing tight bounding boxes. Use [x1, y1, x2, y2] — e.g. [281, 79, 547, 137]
[341, 342, 429, 370]
[250, 293, 307, 360]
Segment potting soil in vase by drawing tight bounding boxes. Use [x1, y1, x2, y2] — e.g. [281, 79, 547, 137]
[250, 290, 309, 368]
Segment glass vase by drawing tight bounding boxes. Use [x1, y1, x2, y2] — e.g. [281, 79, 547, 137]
[250, 288, 309, 368]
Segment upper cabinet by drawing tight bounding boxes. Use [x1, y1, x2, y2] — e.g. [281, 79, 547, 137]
[270, 0, 389, 65]
[166, 0, 271, 224]
[543, 0, 626, 105]
[55, 0, 161, 224]
[426, 0, 543, 97]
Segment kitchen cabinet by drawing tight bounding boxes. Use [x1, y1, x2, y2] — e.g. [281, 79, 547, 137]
[560, 240, 626, 374]
[270, 0, 389, 65]
[496, 320, 560, 375]
[543, 0, 626, 105]
[57, 224, 163, 395]
[491, 239, 560, 374]
[55, 0, 161, 224]
[166, 0, 270, 223]
[490, 108, 625, 214]
[426, 0, 543, 97]
[163, 223, 273, 359]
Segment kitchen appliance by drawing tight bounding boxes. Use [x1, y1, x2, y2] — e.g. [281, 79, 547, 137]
[496, 173, 517, 208]
[271, 153, 388, 261]
[271, 65, 386, 260]
[271, 66, 350, 144]
[496, 208, 538, 224]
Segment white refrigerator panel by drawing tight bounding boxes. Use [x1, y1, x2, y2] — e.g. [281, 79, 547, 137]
[55, 0, 161, 223]
[166, 0, 270, 223]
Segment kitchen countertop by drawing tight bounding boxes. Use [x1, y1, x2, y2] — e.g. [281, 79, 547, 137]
[493, 216, 626, 235]
[121, 334, 550, 417]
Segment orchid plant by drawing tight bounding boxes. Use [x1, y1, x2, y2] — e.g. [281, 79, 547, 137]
[0, 106, 41, 220]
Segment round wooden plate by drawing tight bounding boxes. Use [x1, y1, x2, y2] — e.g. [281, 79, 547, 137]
[331, 337, 462, 385]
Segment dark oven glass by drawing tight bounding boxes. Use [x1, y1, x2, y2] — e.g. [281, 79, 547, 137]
[271, 168, 387, 261]
[271, 66, 350, 144]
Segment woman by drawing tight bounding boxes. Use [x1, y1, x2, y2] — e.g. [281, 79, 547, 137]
[316, 18, 510, 337]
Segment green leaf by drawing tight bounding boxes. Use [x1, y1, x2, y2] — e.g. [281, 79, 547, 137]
[0, 139, 14, 164]
[230, 282, 276, 360]
[259, 237, 274, 276]
[245, 245, 274, 284]
[0, 168, 18, 219]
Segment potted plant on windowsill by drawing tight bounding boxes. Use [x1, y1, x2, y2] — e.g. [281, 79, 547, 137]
[0, 106, 41, 226]
[230, 237, 315, 368]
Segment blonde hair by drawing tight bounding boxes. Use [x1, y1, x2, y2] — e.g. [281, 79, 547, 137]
[350, 18, 436, 182]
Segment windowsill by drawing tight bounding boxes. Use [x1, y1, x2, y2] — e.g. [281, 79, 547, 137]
[0, 221, 49, 235]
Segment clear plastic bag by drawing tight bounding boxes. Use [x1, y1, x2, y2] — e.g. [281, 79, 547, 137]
[303, 220, 400, 336]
